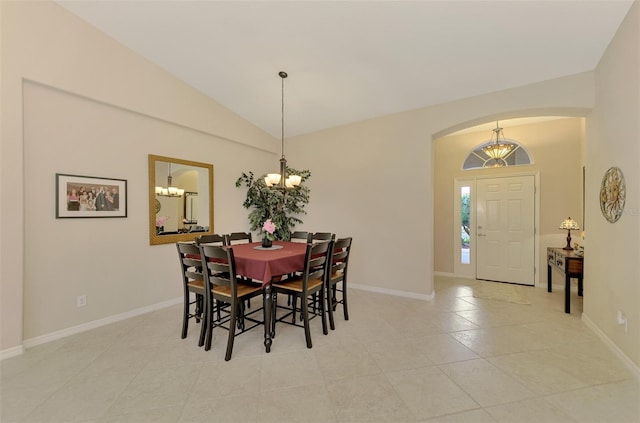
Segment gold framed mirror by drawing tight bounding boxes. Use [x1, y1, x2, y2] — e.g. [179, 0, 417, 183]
[148, 154, 214, 245]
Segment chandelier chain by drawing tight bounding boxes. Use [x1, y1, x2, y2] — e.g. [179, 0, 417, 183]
[280, 71, 287, 159]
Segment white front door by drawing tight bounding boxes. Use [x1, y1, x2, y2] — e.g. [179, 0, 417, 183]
[476, 175, 535, 285]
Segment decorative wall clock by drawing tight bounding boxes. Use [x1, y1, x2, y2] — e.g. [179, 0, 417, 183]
[600, 166, 625, 223]
[155, 199, 161, 214]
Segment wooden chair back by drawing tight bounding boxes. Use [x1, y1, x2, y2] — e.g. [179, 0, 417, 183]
[311, 232, 335, 243]
[302, 240, 331, 291]
[195, 233, 226, 246]
[225, 232, 252, 245]
[330, 237, 352, 281]
[290, 231, 311, 243]
[176, 242, 203, 282]
[198, 244, 236, 296]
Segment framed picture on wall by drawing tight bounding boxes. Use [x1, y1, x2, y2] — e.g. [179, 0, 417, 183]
[56, 173, 127, 218]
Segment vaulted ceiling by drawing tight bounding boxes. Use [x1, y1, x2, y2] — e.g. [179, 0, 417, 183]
[56, 1, 633, 138]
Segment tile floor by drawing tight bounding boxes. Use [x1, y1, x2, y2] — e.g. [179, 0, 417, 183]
[1, 276, 639, 422]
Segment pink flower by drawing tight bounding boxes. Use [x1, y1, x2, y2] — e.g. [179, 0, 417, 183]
[156, 216, 169, 227]
[262, 219, 276, 235]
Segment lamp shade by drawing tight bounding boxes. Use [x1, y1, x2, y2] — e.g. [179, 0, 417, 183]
[559, 217, 580, 230]
[483, 143, 514, 160]
[267, 173, 282, 185]
[481, 122, 515, 161]
[288, 175, 302, 186]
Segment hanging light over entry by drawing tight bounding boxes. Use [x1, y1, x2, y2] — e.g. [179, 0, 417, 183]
[265, 71, 301, 189]
[482, 122, 516, 167]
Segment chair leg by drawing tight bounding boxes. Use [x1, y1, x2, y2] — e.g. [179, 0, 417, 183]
[181, 292, 190, 339]
[332, 286, 338, 311]
[320, 290, 328, 336]
[271, 293, 277, 337]
[238, 301, 245, 331]
[195, 293, 202, 323]
[204, 302, 213, 351]
[301, 298, 312, 348]
[198, 294, 209, 347]
[342, 283, 349, 321]
[327, 284, 336, 331]
[225, 302, 237, 361]
[291, 296, 297, 324]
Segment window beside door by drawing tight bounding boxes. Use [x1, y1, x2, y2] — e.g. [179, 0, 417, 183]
[461, 186, 471, 265]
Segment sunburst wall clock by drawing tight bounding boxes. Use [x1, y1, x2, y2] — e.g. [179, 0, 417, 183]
[600, 166, 625, 223]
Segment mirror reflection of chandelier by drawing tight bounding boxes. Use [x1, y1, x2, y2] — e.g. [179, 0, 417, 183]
[264, 71, 301, 189]
[482, 122, 516, 167]
[155, 162, 184, 197]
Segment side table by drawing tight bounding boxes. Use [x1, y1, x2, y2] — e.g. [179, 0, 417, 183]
[547, 247, 584, 313]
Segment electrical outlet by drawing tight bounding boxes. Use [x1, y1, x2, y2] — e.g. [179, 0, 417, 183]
[77, 295, 87, 308]
[617, 310, 628, 332]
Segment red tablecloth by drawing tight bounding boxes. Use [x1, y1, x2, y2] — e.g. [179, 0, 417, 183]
[231, 241, 307, 286]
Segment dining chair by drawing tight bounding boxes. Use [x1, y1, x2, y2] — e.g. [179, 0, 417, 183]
[198, 244, 264, 360]
[302, 232, 334, 311]
[272, 240, 332, 348]
[175, 242, 208, 346]
[311, 232, 335, 243]
[326, 237, 353, 330]
[194, 234, 227, 320]
[286, 232, 332, 312]
[224, 232, 259, 309]
[290, 231, 311, 243]
[225, 232, 252, 245]
[195, 233, 226, 246]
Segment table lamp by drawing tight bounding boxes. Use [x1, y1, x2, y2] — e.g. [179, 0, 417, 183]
[559, 217, 580, 250]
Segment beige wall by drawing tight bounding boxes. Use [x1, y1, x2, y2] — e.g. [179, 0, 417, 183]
[21, 81, 273, 339]
[287, 77, 594, 300]
[584, 1, 639, 367]
[433, 118, 585, 279]
[1, 1, 276, 352]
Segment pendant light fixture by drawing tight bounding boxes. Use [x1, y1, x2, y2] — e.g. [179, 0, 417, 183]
[482, 122, 516, 166]
[155, 162, 184, 197]
[265, 71, 301, 189]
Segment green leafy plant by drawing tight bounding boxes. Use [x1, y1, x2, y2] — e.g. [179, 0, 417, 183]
[461, 191, 471, 238]
[461, 191, 471, 247]
[235, 168, 311, 241]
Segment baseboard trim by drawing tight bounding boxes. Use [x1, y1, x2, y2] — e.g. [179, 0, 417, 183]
[350, 283, 434, 301]
[434, 271, 456, 278]
[0, 345, 25, 360]
[17, 297, 182, 352]
[582, 312, 640, 380]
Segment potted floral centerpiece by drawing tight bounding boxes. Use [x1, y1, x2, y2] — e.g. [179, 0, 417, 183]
[235, 169, 311, 241]
[262, 219, 276, 248]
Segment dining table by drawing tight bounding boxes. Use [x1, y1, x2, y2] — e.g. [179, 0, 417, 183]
[230, 241, 307, 352]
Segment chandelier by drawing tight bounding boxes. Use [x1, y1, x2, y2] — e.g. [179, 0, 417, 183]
[155, 163, 184, 197]
[264, 71, 301, 189]
[482, 122, 515, 166]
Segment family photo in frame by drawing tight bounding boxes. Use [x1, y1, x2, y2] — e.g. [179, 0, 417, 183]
[56, 173, 127, 218]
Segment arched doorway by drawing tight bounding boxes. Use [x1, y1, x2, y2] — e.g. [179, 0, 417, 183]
[433, 116, 585, 287]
